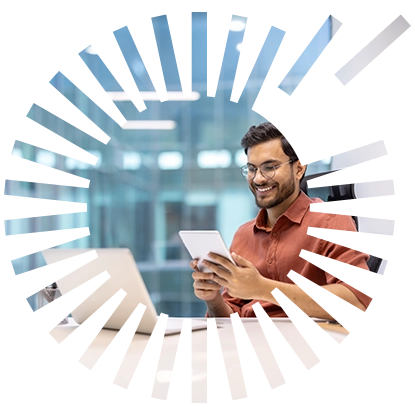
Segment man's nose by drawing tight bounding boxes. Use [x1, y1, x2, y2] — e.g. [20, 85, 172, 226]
[253, 170, 267, 184]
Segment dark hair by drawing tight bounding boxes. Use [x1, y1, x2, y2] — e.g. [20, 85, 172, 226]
[241, 122, 298, 160]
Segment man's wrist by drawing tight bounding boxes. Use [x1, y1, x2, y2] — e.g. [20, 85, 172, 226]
[206, 295, 232, 317]
[206, 295, 225, 311]
[257, 277, 279, 303]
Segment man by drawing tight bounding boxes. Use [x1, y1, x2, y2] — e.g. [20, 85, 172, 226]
[191, 122, 371, 319]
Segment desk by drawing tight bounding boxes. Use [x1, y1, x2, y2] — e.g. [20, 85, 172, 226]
[48, 319, 409, 408]
[316, 312, 408, 337]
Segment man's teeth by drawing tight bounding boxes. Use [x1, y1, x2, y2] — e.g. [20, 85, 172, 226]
[257, 186, 273, 192]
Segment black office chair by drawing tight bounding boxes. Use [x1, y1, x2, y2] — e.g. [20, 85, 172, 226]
[300, 170, 383, 274]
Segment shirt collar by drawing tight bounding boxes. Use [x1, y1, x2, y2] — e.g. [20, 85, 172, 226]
[254, 191, 311, 232]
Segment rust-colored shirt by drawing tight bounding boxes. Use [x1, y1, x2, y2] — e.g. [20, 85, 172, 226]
[220, 191, 372, 317]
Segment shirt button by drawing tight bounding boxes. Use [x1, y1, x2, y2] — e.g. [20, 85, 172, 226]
[267, 259, 273, 264]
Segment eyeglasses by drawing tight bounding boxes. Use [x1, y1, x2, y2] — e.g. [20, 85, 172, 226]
[240, 159, 294, 180]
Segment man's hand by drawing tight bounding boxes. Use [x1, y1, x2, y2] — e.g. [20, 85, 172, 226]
[190, 259, 235, 317]
[190, 259, 223, 303]
[201, 252, 269, 300]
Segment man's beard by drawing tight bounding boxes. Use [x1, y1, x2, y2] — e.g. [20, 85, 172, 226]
[251, 170, 296, 209]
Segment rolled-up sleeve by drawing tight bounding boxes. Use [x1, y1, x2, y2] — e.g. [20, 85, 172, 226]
[322, 214, 373, 309]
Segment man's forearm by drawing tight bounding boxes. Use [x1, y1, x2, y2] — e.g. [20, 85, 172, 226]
[206, 297, 234, 317]
[259, 278, 366, 319]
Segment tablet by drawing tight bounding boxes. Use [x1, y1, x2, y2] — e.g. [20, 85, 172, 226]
[179, 230, 236, 272]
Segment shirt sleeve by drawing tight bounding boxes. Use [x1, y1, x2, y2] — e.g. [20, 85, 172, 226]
[319, 209, 374, 311]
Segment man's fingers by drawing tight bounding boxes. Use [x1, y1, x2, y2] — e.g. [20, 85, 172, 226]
[192, 271, 216, 281]
[190, 259, 200, 271]
[231, 252, 254, 268]
[201, 260, 231, 279]
[193, 280, 221, 290]
[206, 252, 234, 268]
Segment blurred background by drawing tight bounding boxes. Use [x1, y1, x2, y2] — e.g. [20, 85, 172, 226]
[6, 14, 333, 316]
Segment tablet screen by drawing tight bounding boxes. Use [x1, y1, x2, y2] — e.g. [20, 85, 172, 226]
[179, 230, 235, 272]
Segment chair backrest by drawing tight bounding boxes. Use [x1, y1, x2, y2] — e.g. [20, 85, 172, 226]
[301, 170, 382, 273]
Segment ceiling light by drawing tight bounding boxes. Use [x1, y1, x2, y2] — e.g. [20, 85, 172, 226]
[123, 152, 142, 170]
[122, 120, 176, 130]
[108, 91, 131, 101]
[158, 151, 183, 170]
[66, 150, 102, 170]
[236, 42, 248, 52]
[85, 45, 98, 55]
[36, 150, 56, 168]
[197, 150, 232, 169]
[11, 148, 22, 158]
[137, 91, 200, 101]
[85, 45, 112, 56]
[229, 20, 246, 32]
[108, 91, 200, 101]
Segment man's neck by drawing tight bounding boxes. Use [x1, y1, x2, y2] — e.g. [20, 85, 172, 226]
[266, 190, 301, 228]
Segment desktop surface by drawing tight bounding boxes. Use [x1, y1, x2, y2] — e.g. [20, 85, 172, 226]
[49, 319, 409, 408]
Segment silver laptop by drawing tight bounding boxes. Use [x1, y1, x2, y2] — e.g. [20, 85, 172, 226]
[41, 248, 208, 335]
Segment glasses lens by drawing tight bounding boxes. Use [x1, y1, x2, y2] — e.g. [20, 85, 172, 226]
[260, 163, 277, 179]
[241, 165, 254, 179]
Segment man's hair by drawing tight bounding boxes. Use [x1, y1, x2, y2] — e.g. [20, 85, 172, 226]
[241, 122, 299, 161]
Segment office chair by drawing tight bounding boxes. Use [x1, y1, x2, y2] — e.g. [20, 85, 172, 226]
[300, 170, 383, 274]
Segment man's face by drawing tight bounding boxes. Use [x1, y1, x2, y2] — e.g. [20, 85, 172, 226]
[246, 139, 297, 210]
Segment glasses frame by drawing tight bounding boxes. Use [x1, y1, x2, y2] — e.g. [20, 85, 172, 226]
[240, 159, 294, 180]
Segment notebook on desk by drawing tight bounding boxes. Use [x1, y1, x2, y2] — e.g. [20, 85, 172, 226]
[42, 248, 208, 335]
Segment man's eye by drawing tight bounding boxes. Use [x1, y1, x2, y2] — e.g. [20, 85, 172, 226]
[263, 164, 276, 172]
[247, 166, 256, 173]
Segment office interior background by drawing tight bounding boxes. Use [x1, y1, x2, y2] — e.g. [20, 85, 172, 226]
[5, 9, 414, 316]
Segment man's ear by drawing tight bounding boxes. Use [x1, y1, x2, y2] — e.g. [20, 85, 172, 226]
[296, 161, 307, 180]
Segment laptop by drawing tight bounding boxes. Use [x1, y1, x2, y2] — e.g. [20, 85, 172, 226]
[41, 248, 208, 335]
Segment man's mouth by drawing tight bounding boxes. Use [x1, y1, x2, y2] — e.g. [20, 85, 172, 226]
[255, 185, 275, 194]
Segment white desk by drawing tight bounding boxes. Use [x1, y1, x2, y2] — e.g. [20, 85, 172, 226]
[49, 319, 409, 408]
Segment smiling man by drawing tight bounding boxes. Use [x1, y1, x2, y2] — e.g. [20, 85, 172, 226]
[191, 122, 372, 319]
